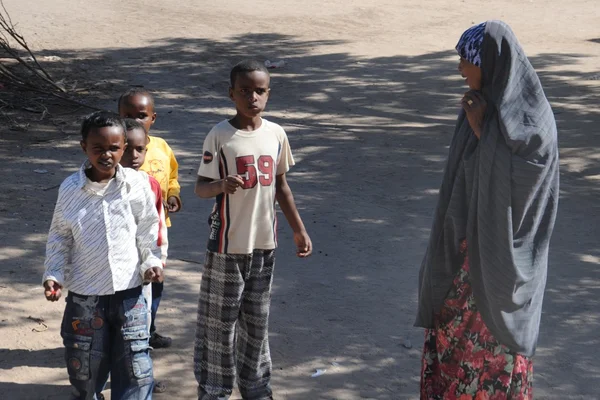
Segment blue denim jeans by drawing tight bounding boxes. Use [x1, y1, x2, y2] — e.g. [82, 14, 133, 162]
[61, 286, 154, 400]
[149, 282, 163, 335]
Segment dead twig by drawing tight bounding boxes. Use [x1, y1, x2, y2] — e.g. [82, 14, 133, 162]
[4, 78, 102, 110]
[0, 2, 101, 119]
[0, 1, 64, 92]
[41, 90, 102, 111]
[54, 106, 84, 115]
[28, 315, 49, 332]
[22, 106, 42, 113]
[43, 183, 61, 191]
[175, 258, 204, 265]
[0, 105, 17, 123]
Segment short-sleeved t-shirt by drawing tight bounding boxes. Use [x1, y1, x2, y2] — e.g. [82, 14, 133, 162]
[197, 119, 294, 254]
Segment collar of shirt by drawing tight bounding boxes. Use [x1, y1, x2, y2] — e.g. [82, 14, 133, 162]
[76, 161, 130, 191]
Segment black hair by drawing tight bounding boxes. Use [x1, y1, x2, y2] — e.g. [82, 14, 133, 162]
[230, 59, 270, 87]
[123, 118, 148, 135]
[118, 88, 155, 110]
[81, 111, 127, 142]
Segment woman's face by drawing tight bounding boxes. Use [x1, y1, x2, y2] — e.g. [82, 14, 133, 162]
[458, 57, 482, 91]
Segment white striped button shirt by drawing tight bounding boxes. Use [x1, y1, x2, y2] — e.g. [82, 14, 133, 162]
[43, 162, 162, 295]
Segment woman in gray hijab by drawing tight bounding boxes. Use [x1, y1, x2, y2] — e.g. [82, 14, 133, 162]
[416, 21, 559, 399]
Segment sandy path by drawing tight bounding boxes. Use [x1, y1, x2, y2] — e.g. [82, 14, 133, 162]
[0, 1, 598, 398]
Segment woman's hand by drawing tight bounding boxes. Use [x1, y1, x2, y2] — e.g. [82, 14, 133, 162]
[461, 90, 487, 139]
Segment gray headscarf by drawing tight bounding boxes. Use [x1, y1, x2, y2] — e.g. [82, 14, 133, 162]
[415, 20, 559, 357]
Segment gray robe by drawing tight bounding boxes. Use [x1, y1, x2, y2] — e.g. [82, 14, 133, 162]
[415, 20, 559, 357]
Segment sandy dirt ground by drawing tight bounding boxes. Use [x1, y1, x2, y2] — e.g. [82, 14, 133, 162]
[0, 0, 599, 399]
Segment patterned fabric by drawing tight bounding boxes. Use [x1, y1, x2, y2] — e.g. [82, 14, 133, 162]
[43, 162, 162, 295]
[139, 135, 180, 227]
[194, 250, 275, 400]
[421, 241, 533, 399]
[198, 119, 294, 255]
[456, 22, 486, 67]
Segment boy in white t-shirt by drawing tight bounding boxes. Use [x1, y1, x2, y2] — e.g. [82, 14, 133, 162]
[194, 59, 312, 400]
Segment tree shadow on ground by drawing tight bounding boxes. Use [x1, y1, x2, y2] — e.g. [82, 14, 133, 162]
[0, 382, 71, 400]
[0, 33, 598, 399]
[0, 347, 64, 369]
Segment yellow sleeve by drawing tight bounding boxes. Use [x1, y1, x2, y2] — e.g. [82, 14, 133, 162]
[167, 145, 181, 202]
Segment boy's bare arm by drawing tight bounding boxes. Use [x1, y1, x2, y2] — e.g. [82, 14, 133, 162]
[275, 173, 312, 257]
[195, 175, 244, 198]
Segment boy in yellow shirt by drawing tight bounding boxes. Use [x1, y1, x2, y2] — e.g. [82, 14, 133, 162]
[119, 88, 181, 350]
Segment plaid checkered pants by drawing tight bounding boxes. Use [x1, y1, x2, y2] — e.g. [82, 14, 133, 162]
[194, 249, 275, 400]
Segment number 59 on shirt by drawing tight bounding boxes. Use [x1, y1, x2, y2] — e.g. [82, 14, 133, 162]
[235, 155, 275, 189]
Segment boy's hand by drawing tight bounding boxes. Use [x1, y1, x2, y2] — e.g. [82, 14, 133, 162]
[167, 196, 181, 213]
[293, 230, 312, 258]
[144, 267, 164, 283]
[44, 280, 62, 302]
[221, 175, 244, 195]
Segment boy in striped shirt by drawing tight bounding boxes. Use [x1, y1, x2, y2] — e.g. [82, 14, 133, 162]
[194, 60, 312, 400]
[43, 112, 163, 399]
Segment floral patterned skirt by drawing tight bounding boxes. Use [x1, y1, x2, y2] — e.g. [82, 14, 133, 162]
[420, 241, 533, 400]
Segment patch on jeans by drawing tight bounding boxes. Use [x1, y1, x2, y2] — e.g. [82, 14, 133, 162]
[72, 295, 98, 320]
[69, 357, 82, 371]
[122, 296, 149, 330]
[91, 316, 104, 330]
[132, 351, 152, 379]
[71, 320, 81, 331]
[71, 319, 93, 336]
[63, 334, 92, 380]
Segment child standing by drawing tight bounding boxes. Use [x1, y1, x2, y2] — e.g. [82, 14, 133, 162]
[118, 89, 181, 349]
[120, 118, 169, 394]
[194, 60, 312, 400]
[43, 111, 163, 400]
[120, 119, 168, 266]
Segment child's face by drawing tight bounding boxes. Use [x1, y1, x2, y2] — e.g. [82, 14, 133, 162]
[121, 128, 147, 170]
[119, 95, 156, 135]
[80, 126, 126, 181]
[229, 71, 270, 119]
